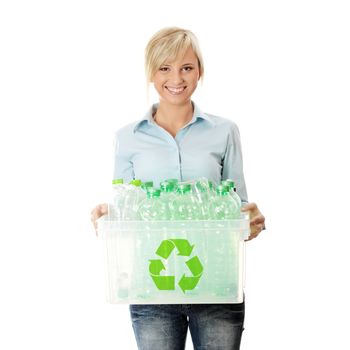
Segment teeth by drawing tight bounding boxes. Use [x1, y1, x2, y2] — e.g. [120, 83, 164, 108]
[167, 87, 185, 94]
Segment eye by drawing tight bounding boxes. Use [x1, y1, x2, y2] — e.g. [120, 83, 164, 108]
[159, 67, 169, 72]
[183, 66, 194, 72]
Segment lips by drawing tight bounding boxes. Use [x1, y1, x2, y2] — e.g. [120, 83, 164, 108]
[166, 86, 187, 95]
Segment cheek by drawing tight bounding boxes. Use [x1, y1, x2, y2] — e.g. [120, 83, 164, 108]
[189, 78, 199, 89]
[153, 78, 165, 88]
[189, 73, 200, 84]
[152, 82, 166, 96]
[155, 82, 165, 90]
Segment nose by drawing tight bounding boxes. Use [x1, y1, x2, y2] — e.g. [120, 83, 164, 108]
[169, 70, 184, 85]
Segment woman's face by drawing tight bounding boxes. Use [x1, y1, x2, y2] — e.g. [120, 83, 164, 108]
[152, 47, 200, 106]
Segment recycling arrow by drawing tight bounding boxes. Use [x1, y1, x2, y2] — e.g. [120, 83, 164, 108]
[179, 256, 204, 292]
[185, 256, 203, 276]
[150, 275, 175, 290]
[155, 240, 175, 259]
[155, 239, 194, 259]
[171, 239, 194, 256]
[149, 238, 204, 293]
[149, 259, 165, 275]
[178, 275, 202, 292]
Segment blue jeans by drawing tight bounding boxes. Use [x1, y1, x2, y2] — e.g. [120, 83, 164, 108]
[130, 303, 245, 350]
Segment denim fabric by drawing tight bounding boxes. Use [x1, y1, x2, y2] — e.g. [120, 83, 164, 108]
[130, 303, 245, 350]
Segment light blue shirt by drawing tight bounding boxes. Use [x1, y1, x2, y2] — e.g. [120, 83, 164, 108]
[113, 102, 248, 204]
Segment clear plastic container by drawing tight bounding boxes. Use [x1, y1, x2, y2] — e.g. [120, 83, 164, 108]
[97, 214, 250, 304]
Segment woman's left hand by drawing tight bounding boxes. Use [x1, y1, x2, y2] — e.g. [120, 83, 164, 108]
[241, 202, 265, 241]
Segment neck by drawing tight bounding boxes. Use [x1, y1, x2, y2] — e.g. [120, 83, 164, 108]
[154, 101, 194, 132]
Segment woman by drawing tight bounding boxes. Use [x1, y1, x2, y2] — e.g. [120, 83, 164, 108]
[91, 27, 265, 350]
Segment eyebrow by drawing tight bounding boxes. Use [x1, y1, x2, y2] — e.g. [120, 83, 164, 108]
[161, 63, 195, 67]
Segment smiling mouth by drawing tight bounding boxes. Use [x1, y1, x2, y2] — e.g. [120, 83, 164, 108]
[166, 86, 187, 95]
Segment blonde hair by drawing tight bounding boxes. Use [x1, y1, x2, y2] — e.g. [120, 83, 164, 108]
[145, 27, 204, 83]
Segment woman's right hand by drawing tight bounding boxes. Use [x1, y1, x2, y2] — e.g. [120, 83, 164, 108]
[91, 203, 108, 235]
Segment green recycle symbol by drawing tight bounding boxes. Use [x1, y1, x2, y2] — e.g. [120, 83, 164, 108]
[149, 239, 204, 293]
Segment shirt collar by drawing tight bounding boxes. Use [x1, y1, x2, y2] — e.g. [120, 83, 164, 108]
[133, 101, 215, 133]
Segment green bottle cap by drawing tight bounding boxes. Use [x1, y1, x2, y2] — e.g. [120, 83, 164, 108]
[112, 179, 123, 185]
[221, 180, 230, 188]
[129, 179, 142, 187]
[177, 183, 191, 194]
[225, 179, 235, 188]
[220, 183, 231, 192]
[147, 188, 161, 198]
[216, 185, 228, 196]
[141, 181, 153, 190]
[160, 181, 175, 192]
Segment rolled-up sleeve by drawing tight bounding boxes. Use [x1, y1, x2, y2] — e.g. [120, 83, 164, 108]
[222, 123, 248, 205]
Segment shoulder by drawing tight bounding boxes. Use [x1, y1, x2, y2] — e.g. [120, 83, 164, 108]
[114, 120, 141, 140]
[204, 112, 240, 132]
[114, 105, 154, 139]
[193, 102, 239, 131]
[202, 112, 242, 147]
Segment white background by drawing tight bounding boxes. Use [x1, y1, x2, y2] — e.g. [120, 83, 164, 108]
[1, 1, 349, 349]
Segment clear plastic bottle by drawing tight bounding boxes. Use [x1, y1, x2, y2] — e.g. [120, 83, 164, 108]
[123, 179, 145, 220]
[193, 178, 212, 219]
[204, 180, 217, 205]
[173, 183, 202, 220]
[138, 188, 170, 221]
[221, 180, 242, 215]
[159, 181, 177, 220]
[209, 185, 240, 220]
[109, 178, 125, 219]
[208, 185, 238, 296]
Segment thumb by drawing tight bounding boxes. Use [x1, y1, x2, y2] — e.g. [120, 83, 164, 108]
[241, 202, 257, 212]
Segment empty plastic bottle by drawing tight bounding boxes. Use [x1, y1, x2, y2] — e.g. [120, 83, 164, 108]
[109, 178, 125, 219]
[138, 188, 170, 221]
[173, 183, 202, 220]
[207, 185, 239, 296]
[159, 181, 177, 219]
[221, 179, 242, 213]
[210, 185, 240, 220]
[123, 179, 145, 220]
[193, 179, 212, 219]
[207, 180, 216, 207]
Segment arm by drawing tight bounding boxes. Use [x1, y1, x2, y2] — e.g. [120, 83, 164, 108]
[91, 130, 135, 234]
[222, 122, 265, 240]
[222, 122, 248, 205]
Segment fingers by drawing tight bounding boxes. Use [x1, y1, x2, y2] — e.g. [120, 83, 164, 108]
[90, 210, 98, 235]
[91, 203, 108, 235]
[241, 202, 266, 241]
[245, 222, 265, 241]
[241, 202, 257, 213]
[251, 214, 265, 226]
